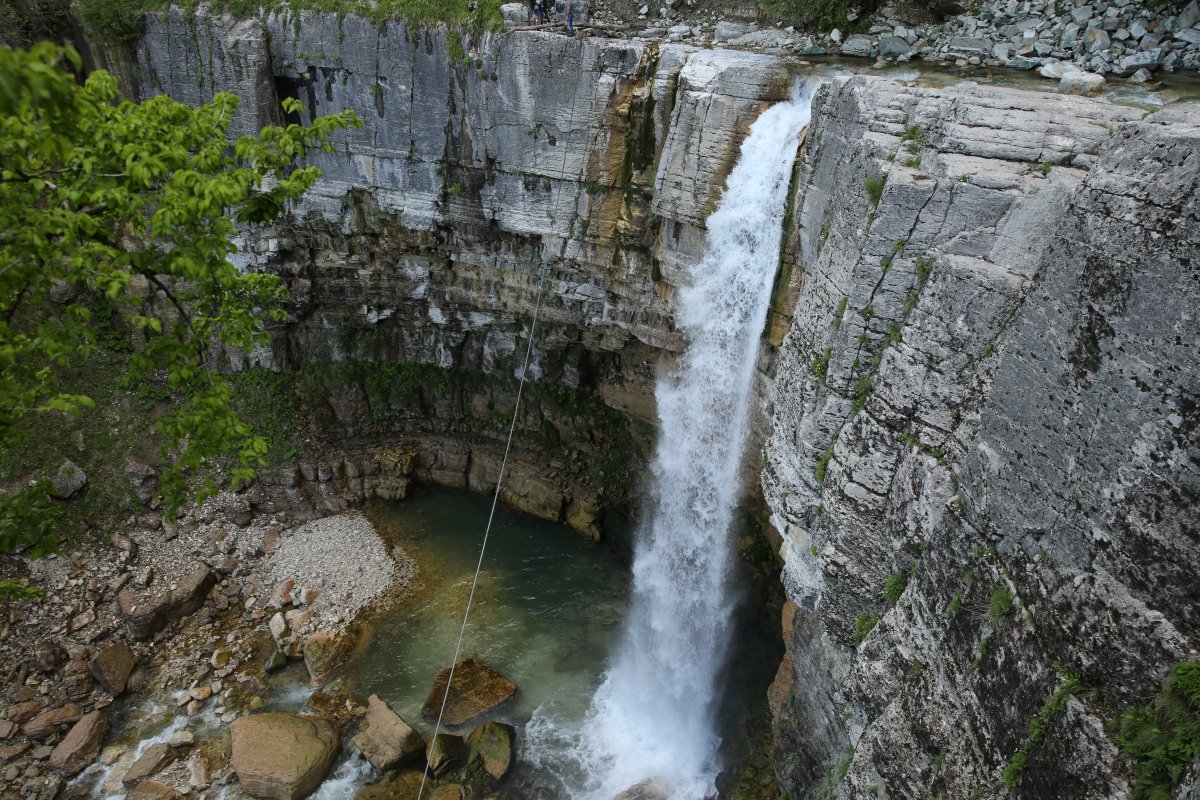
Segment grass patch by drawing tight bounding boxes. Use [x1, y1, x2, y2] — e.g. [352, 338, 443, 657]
[853, 612, 880, 645]
[883, 572, 908, 603]
[988, 587, 1015, 621]
[1119, 660, 1200, 799]
[811, 348, 832, 381]
[864, 175, 887, 206]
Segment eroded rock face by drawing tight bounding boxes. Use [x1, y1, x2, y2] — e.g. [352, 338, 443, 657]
[230, 713, 339, 800]
[762, 76, 1200, 798]
[127, 17, 799, 536]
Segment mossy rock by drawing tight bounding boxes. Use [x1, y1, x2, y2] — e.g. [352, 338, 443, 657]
[466, 721, 514, 781]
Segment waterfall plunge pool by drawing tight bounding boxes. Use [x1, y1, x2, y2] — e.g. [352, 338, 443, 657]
[264, 485, 632, 797]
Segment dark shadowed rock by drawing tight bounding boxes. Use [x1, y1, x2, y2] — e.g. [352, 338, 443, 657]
[49, 711, 108, 775]
[117, 565, 216, 640]
[426, 733, 465, 778]
[230, 712, 338, 800]
[125, 461, 159, 507]
[89, 642, 135, 695]
[351, 694, 424, 771]
[421, 659, 518, 727]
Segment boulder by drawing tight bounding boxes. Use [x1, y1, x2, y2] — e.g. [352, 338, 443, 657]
[124, 461, 159, 506]
[230, 713, 338, 800]
[351, 695, 424, 771]
[840, 34, 874, 58]
[123, 742, 175, 785]
[126, 781, 181, 800]
[713, 20, 756, 42]
[0, 719, 15, 739]
[50, 460, 87, 499]
[1060, 71, 1106, 95]
[49, 711, 108, 775]
[1039, 59, 1081, 79]
[89, 642, 135, 695]
[614, 779, 669, 800]
[117, 565, 216, 640]
[466, 721, 514, 781]
[877, 36, 912, 60]
[426, 733, 465, 778]
[8, 699, 45, 724]
[23, 704, 82, 739]
[421, 659, 518, 727]
[302, 629, 356, 687]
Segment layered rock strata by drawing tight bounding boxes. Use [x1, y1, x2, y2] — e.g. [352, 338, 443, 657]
[762, 76, 1200, 798]
[129, 11, 790, 535]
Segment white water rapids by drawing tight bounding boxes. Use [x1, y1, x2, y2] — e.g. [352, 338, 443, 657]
[526, 80, 819, 800]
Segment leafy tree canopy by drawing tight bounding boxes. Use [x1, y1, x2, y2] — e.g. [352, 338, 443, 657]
[0, 43, 360, 581]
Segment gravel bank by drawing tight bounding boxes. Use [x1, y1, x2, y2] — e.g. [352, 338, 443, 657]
[260, 511, 412, 631]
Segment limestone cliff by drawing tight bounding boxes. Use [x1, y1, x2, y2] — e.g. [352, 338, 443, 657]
[762, 77, 1200, 798]
[127, 10, 788, 534]
[119, 10, 1200, 797]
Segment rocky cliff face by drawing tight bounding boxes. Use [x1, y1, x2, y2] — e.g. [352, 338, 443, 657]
[762, 77, 1200, 798]
[126, 10, 1200, 797]
[130, 10, 789, 533]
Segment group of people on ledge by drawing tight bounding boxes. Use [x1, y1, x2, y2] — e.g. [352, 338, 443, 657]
[530, 0, 577, 34]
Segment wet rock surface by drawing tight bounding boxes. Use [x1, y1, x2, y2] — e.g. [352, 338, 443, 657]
[422, 659, 519, 728]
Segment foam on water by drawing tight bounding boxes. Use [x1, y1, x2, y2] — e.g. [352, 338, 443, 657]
[525, 79, 820, 800]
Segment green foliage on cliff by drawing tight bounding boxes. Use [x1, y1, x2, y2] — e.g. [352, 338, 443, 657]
[0, 43, 357, 563]
[1119, 660, 1200, 799]
[78, 0, 149, 44]
[0, 0, 70, 48]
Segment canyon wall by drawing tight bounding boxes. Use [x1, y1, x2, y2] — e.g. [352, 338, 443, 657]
[129, 10, 788, 535]
[762, 77, 1200, 798]
[123, 11, 1200, 797]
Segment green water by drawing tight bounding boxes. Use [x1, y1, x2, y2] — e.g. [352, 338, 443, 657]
[340, 486, 629, 737]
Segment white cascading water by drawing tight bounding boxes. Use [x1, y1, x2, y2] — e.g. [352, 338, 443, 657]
[526, 80, 819, 800]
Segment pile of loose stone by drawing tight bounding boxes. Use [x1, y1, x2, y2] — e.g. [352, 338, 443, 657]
[0, 464, 413, 799]
[553, 0, 1200, 91]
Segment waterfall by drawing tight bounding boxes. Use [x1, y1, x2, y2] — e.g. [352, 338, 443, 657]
[525, 80, 818, 800]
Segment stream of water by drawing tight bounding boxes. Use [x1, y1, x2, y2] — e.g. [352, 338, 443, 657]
[524, 80, 820, 800]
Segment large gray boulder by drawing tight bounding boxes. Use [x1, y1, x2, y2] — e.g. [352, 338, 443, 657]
[230, 713, 339, 800]
[50, 460, 87, 499]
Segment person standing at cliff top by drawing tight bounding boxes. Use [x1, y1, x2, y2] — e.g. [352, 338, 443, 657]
[566, 0, 575, 34]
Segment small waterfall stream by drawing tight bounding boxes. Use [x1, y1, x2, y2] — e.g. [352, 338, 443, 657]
[527, 81, 819, 800]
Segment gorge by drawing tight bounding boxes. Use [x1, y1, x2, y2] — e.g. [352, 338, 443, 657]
[0, 4, 1198, 800]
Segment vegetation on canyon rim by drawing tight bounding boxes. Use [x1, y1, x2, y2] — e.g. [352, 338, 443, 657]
[0, 43, 358, 594]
